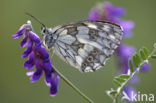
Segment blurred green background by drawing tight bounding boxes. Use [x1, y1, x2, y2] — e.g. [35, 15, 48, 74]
[0, 0, 156, 103]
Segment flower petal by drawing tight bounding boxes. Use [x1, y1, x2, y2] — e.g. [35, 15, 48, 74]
[29, 31, 41, 46]
[49, 72, 59, 96]
[118, 43, 135, 57]
[45, 80, 51, 87]
[23, 52, 35, 69]
[119, 20, 134, 37]
[35, 46, 49, 60]
[123, 86, 137, 101]
[30, 59, 43, 83]
[12, 25, 26, 39]
[21, 40, 33, 58]
[140, 64, 150, 72]
[30, 70, 42, 83]
[26, 71, 34, 76]
[20, 36, 28, 48]
[112, 7, 125, 17]
[88, 8, 101, 21]
[44, 61, 52, 83]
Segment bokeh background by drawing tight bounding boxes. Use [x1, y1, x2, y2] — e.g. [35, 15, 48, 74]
[0, 0, 156, 103]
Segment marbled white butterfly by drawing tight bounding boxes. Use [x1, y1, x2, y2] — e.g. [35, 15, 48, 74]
[41, 21, 123, 72]
[26, 12, 123, 72]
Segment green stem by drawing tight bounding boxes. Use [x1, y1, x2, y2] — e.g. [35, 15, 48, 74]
[114, 46, 156, 102]
[52, 65, 94, 103]
[113, 98, 118, 103]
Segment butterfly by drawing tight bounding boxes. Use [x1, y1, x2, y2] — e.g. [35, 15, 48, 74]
[41, 20, 123, 72]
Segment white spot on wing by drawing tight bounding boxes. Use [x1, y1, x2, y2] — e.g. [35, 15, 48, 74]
[58, 35, 76, 44]
[103, 58, 109, 65]
[75, 56, 83, 67]
[76, 34, 89, 39]
[99, 55, 105, 63]
[93, 63, 100, 69]
[77, 38, 103, 51]
[111, 43, 117, 49]
[84, 66, 93, 72]
[77, 26, 89, 33]
[59, 29, 67, 36]
[103, 24, 110, 32]
[77, 26, 89, 38]
[109, 35, 115, 40]
[84, 22, 97, 29]
[83, 45, 94, 52]
[103, 49, 110, 56]
[78, 48, 88, 58]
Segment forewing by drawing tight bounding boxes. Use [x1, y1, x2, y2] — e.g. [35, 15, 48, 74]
[53, 20, 123, 72]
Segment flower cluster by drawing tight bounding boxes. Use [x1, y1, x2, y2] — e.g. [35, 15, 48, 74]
[88, 2, 150, 100]
[12, 21, 59, 96]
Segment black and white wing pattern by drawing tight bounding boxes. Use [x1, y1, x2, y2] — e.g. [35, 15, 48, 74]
[53, 20, 123, 72]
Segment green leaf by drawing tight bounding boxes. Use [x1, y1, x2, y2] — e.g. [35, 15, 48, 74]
[109, 90, 117, 96]
[143, 47, 150, 57]
[135, 54, 141, 65]
[119, 74, 130, 79]
[140, 50, 146, 60]
[113, 80, 121, 87]
[151, 55, 156, 59]
[114, 77, 126, 83]
[132, 55, 138, 68]
[128, 59, 134, 73]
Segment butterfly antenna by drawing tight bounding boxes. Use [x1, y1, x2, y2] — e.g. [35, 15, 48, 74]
[25, 12, 46, 27]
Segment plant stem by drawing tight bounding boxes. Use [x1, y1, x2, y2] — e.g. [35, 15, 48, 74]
[113, 98, 118, 103]
[52, 65, 94, 103]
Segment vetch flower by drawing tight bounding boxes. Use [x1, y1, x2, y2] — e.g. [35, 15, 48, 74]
[12, 21, 59, 96]
[116, 43, 135, 73]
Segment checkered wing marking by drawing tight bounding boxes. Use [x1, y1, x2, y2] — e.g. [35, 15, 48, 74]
[53, 21, 123, 72]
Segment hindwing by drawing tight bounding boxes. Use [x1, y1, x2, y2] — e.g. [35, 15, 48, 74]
[52, 21, 123, 72]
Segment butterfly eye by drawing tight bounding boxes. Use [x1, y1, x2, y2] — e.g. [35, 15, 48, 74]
[41, 28, 47, 36]
[41, 27, 48, 34]
[43, 28, 46, 33]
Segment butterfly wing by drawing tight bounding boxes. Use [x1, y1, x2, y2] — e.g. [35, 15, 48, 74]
[53, 20, 123, 72]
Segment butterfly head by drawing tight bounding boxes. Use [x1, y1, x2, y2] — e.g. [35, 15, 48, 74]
[41, 27, 56, 49]
[25, 12, 56, 49]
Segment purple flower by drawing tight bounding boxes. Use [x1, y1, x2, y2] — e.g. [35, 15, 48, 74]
[88, 8, 101, 21]
[12, 21, 59, 96]
[140, 64, 150, 72]
[116, 43, 135, 73]
[123, 86, 137, 102]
